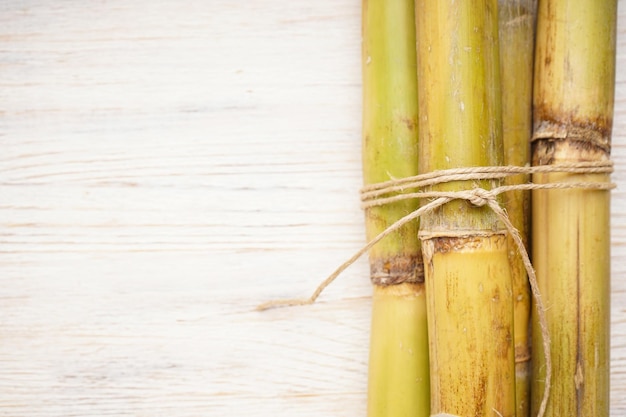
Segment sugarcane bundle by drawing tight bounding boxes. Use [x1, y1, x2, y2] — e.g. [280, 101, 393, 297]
[260, 1, 617, 415]
[362, 0, 429, 416]
[530, 0, 617, 416]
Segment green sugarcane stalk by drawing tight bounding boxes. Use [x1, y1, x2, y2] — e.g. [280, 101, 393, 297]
[415, 1, 515, 416]
[498, 1, 536, 415]
[362, 0, 429, 416]
[530, 0, 617, 416]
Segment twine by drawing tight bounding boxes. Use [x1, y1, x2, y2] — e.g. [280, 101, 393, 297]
[257, 160, 614, 417]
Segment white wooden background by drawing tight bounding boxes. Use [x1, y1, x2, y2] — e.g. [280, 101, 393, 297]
[0, 1, 624, 416]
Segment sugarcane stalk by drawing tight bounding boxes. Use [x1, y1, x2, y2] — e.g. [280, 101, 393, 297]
[362, 1, 429, 416]
[498, 1, 536, 415]
[415, 1, 515, 416]
[530, 0, 616, 416]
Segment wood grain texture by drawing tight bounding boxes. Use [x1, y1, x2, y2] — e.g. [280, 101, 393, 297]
[0, 1, 624, 415]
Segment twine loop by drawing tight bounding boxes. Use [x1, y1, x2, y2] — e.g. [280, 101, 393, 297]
[257, 160, 615, 417]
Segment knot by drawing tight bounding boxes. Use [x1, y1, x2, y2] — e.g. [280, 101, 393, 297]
[467, 188, 495, 207]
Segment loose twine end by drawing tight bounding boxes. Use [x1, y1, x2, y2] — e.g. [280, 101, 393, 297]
[256, 298, 314, 311]
[257, 161, 615, 417]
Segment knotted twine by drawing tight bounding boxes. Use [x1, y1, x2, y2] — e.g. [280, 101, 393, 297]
[257, 160, 615, 417]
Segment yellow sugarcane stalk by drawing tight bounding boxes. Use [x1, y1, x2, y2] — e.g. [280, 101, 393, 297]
[415, 1, 515, 416]
[363, 0, 429, 416]
[498, 1, 536, 415]
[530, 0, 617, 416]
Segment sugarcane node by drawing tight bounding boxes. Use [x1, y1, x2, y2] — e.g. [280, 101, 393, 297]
[532, 139, 610, 166]
[531, 114, 612, 152]
[426, 234, 506, 254]
[532, 102, 614, 134]
[369, 254, 424, 285]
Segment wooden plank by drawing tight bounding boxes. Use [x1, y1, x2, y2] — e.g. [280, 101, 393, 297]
[0, 0, 624, 415]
